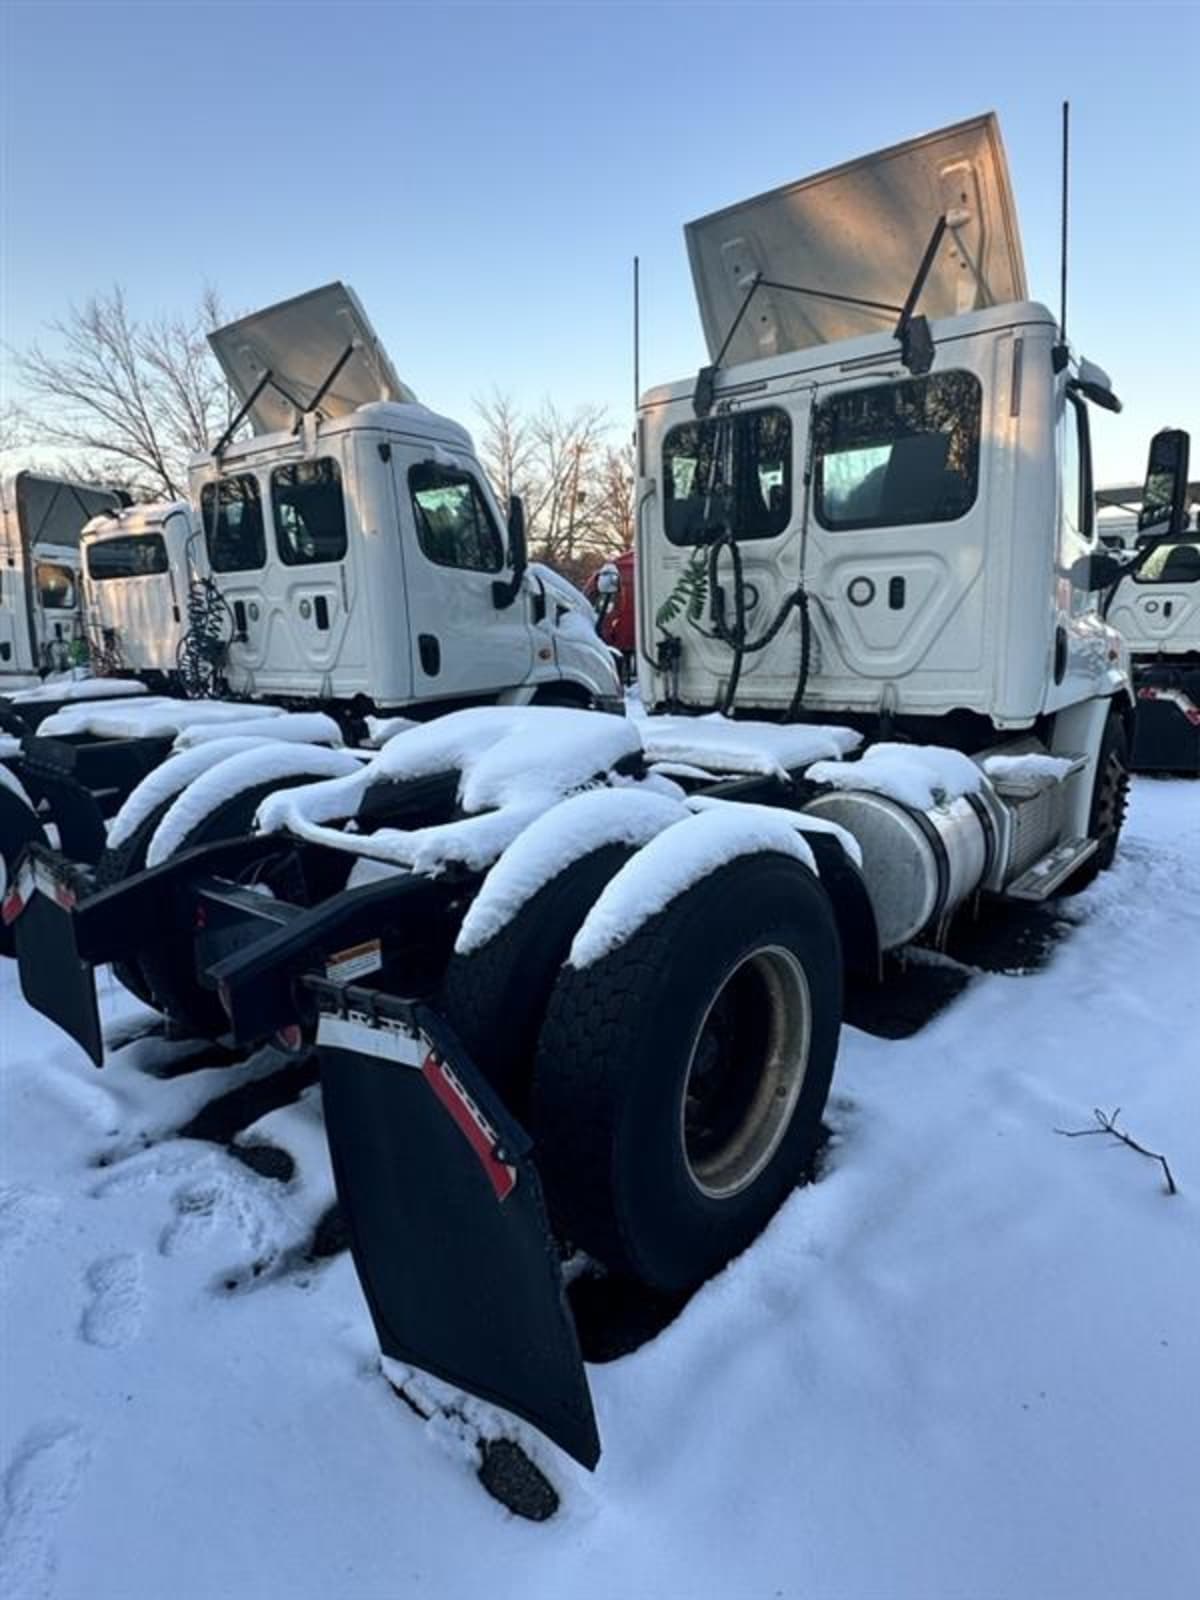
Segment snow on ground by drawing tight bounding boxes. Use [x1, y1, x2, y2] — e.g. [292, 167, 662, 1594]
[1, 779, 1198, 1599]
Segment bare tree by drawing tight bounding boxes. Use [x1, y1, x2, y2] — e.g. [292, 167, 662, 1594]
[474, 390, 536, 512]
[593, 441, 636, 557]
[13, 285, 235, 499]
[525, 401, 608, 567]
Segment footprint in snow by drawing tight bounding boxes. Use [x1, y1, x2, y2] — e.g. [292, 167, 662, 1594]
[0, 1186, 61, 1269]
[79, 1254, 144, 1349]
[0, 1422, 91, 1600]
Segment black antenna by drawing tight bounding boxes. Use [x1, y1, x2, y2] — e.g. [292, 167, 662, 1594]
[1068, 100, 1075, 340]
[633, 255, 640, 413]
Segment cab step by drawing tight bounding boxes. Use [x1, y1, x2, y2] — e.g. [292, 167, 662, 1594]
[1005, 837, 1098, 901]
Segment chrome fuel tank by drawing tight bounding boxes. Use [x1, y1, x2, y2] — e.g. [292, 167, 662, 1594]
[802, 791, 990, 949]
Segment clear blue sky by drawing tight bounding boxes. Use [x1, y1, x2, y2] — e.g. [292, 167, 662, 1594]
[2, 0, 1197, 481]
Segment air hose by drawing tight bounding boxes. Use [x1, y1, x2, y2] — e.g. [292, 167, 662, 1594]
[706, 529, 812, 718]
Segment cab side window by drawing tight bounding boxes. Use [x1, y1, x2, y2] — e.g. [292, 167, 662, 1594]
[272, 459, 348, 566]
[408, 463, 504, 573]
[202, 475, 266, 572]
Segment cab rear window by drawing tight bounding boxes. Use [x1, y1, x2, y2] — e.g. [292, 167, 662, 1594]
[814, 372, 982, 530]
[272, 459, 348, 566]
[202, 475, 266, 572]
[663, 408, 791, 546]
[86, 533, 169, 580]
[1134, 540, 1200, 584]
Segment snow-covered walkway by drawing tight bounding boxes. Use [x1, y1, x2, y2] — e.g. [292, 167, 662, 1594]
[1, 779, 1197, 1599]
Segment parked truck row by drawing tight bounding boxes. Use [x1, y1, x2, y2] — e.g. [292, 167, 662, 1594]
[2, 113, 1195, 1497]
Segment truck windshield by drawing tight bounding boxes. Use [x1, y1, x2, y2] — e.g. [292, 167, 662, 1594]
[202, 475, 266, 572]
[813, 371, 982, 530]
[86, 533, 169, 580]
[1135, 540, 1200, 584]
[663, 408, 791, 546]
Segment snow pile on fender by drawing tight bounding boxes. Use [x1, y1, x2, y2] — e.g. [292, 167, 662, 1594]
[569, 805, 818, 968]
[642, 716, 860, 778]
[146, 745, 362, 867]
[107, 737, 274, 850]
[982, 752, 1074, 785]
[455, 788, 689, 954]
[257, 706, 644, 874]
[5, 676, 148, 705]
[173, 713, 344, 749]
[807, 743, 985, 809]
[686, 795, 864, 868]
[38, 698, 282, 741]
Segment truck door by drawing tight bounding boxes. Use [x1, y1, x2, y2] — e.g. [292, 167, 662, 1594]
[660, 399, 810, 705]
[394, 451, 534, 698]
[209, 457, 367, 699]
[801, 368, 989, 693]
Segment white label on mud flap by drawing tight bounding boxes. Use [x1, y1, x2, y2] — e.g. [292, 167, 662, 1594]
[316, 1011, 423, 1066]
[325, 938, 383, 985]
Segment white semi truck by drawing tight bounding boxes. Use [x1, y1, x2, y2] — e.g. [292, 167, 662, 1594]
[80, 500, 209, 687]
[6, 115, 1183, 1502]
[1099, 434, 1199, 771]
[0, 284, 621, 903]
[0, 471, 125, 681]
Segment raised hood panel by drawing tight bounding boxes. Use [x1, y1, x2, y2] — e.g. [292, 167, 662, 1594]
[209, 282, 416, 436]
[686, 113, 1027, 365]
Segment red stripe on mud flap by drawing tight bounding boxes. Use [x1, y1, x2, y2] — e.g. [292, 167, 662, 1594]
[420, 1051, 517, 1203]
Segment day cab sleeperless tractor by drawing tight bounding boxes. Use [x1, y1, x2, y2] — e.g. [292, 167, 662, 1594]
[0, 282, 622, 909]
[8, 115, 1186, 1487]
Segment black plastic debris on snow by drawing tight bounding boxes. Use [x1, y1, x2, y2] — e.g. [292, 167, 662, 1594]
[388, 1374, 560, 1522]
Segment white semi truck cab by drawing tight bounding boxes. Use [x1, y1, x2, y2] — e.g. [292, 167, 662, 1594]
[80, 500, 202, 685]
[0, 472, 124, 681]
[1101, 432, 1200, 769]
[637, 115, 1132, 747]
[190, 284, 621, 717]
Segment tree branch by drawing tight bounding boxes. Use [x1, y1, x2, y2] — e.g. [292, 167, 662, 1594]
[1056, 1107, 1178, 1196]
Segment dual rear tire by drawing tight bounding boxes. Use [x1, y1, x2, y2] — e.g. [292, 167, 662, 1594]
[444, 848, 843, 1296]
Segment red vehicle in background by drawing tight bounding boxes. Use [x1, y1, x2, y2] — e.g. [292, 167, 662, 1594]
[585, 549, 635, 682]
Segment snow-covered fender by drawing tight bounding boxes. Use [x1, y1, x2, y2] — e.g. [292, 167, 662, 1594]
[312, 988, 600, 1470]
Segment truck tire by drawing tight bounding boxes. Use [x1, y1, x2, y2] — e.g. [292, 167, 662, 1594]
[530, 853, 842, 1293]
[439, 842, 636, 1110]
[93, 796, 179, 1004]
[1070, 711, 1130, 890]
[138, 771, 344, 1041]
[0, 782, 47, 958]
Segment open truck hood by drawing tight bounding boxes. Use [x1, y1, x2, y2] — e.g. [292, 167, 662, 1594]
[686, 113, 1027, 366]
[209, 282, 416, 437]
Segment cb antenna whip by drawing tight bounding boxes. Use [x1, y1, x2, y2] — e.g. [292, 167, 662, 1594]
[1068, 97, 1075, 344]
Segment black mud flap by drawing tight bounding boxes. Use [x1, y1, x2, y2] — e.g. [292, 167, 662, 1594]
[7, 852, 103, 1066]
[315, 997, 600, 1470]
[1132, 690, 1200, 773]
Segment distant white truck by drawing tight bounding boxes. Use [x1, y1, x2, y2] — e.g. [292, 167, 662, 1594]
[1100, 432, 1199, 771]
[80, 500, 207, 688]
[0, 471, 124, 682]
[193, 283, 622, 717]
